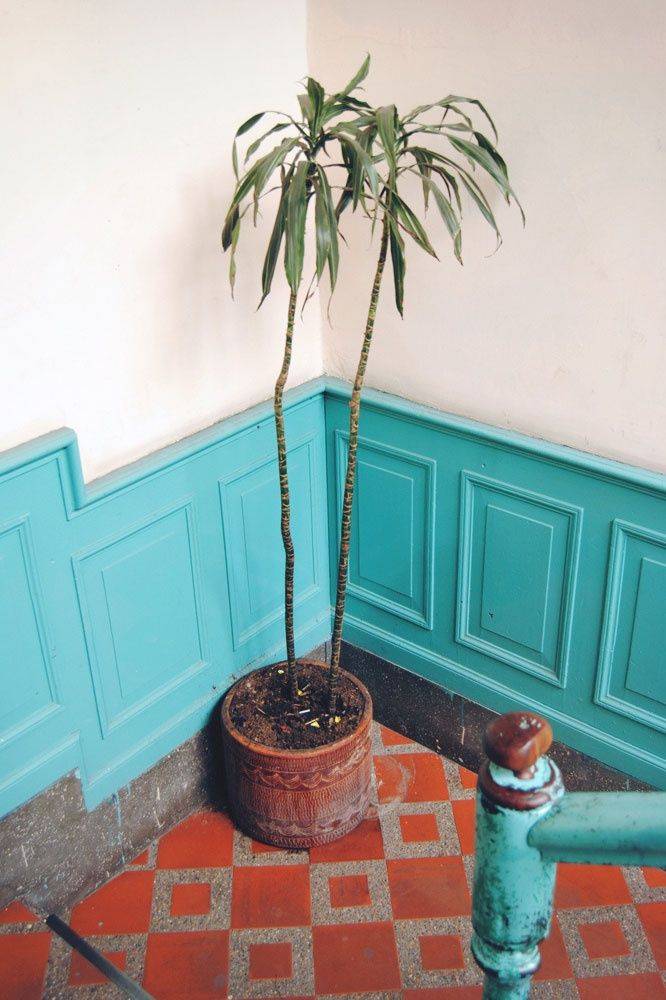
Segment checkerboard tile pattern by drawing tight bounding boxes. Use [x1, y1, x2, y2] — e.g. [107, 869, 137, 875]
[1, 722, 664, 998]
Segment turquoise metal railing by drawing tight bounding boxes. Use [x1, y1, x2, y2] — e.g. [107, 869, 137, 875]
[470, 711, 666, 998]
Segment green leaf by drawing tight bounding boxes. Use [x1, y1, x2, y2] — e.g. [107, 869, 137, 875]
[223, 161, 262, 236]
[473, 131, 509, 183]
[314, 175, 330, 279]
[253, 136, 301, 204]
[334, 186, 353, 221]
[236, 112, 265, 137]
[259, 167, 294, 306]
[450, 137, 525, 222]
[458, 173, 501, 246]
[442, 95, 498, 140]
[388, 214, 405, 316]
[221, 204, 240, 250]
[429, 164, 462, 212]
[228, 213, 240, 294]
[392, 192, 438, 257]
[284, 160, 309, 292]
[306, 76, 325, 132]
[411, 148, 433, 210]
[338, 133, 380, 203]
[376, 105, 397, 178]
[316, 165, 339, 288]
[339, 54, 370, 98]
[412, 171, 462, 263]
[245, 122, 290, 163]
[298, 92, 313, 127]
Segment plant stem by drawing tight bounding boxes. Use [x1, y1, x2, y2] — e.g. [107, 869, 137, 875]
[275, 289, 298, 700]
[329, 214, 389, 708]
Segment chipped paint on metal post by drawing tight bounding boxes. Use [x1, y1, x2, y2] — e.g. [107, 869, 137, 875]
[471, 712, 564, 998]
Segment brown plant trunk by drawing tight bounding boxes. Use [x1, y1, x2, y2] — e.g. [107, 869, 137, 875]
[329, 215, 389, 708]
[274, 289, 298, 700]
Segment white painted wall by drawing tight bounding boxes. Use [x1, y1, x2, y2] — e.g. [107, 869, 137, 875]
[1, 0, 322, 480]
[308, 0, 666, 474]
[3, 1, 665, 480]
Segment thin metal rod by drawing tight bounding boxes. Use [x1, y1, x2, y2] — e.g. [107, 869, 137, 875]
[47, 913, 154, 999]
[528, 791, 666, 867]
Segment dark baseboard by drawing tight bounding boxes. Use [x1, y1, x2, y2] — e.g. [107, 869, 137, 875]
[0, 715, 226, 917]
[0, 639, 651, 916]
[341, 642, 652, 794]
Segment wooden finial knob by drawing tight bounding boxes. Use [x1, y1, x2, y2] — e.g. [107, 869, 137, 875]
[483, 712, 553, 774]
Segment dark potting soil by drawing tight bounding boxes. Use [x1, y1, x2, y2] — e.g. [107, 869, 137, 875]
[228, 662, 365, 750]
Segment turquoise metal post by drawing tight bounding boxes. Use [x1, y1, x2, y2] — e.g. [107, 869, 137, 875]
[529, 790, 666, 867]
[471, 713, 563, 999]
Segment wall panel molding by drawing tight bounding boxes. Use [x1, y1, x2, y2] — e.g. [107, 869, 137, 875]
[220, 433, 324, 653]
[325, 380, 666, 788]
[595, 519, 666, 733]
[73, 500, 209, 737]
[0, 380, 330, 816]
[334, 431, 435, 630]
[456, 472, 582, 688]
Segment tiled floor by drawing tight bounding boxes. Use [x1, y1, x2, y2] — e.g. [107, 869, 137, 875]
[1, 723, 665, 998]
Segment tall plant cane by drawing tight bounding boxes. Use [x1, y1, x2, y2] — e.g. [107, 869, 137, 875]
[221, 57, 375, 703]
[328, 96, 524, 707]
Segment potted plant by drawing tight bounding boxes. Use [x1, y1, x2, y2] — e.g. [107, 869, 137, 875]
[219, 60, 377, 848]
[220, 61, 521, 848]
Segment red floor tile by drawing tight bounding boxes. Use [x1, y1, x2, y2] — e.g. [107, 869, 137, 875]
[452, 798, 476, 855]
[69, 947, 127, 986]
[534, 915, 573, 981]
[387, 856, 471, 918]
[251, 838, 283, 855]
[380, 723, 414, 746]
[0, 932, 51, 1000]
[328, 873, 371, 908]
[403, 988, 483, 999]
[579, 919, 629, 960]
[157, 810, 234, 869]
[313, 921, 401, 993]
[129, 848, 149, 866]
[170, 882, 211, 917]
[143, 930, 229, 998]
[70, 869, 154, 935]
[419, 933, 465, 970]
[576, 972, 666, 999]
[0, 900, 38, 924]
[643, 866, 666, 888]
[309, 816, 384, 862]
[375, 752, 449, 804]
[555, 863, 631, 908]
[637, 901, 666, 967]
[459, 766, 477, 790]
[400, 812, 440, 843]
[249, 941, 293, 980]
[231, 864, 310, 928]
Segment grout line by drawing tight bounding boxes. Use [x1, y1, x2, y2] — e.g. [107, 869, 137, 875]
[46, 913, 154, 999]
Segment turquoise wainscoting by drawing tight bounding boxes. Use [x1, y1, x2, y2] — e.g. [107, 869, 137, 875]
[0, 381, 330, 817]
[2, 376, 665, 819]
[325, 380, 666, 789]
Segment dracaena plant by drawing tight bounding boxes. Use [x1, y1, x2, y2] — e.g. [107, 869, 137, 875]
[221, 57, 372, 705]
[327, 95, 524, 708]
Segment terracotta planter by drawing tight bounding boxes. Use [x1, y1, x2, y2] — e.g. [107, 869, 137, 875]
[220, 660, 373, 849]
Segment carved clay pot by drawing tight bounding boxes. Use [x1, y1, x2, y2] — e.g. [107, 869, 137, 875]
[220, 660, 373, 849]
